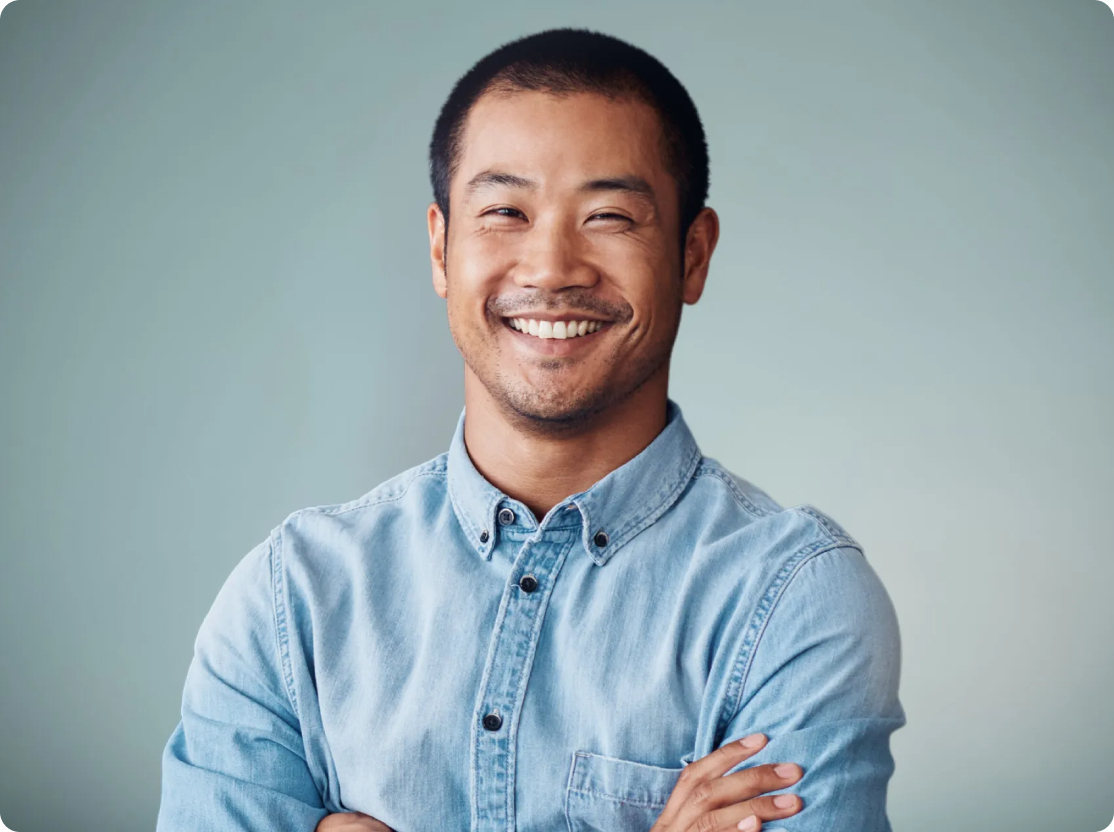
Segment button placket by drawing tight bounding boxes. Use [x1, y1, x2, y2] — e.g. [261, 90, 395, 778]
[470, 529, 576, 831]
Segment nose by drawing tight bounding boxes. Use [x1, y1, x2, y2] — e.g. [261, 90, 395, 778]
[510, 216, 598, 291]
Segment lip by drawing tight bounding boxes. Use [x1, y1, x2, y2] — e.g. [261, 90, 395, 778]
[500, 317, 610, 356]
[503, 312, 612, 323]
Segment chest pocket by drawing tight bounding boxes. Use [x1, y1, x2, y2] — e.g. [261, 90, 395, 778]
[564, 751, 685, 832]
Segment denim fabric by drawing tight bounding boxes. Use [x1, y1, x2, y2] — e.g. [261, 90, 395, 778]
[157, 399, 904, 831]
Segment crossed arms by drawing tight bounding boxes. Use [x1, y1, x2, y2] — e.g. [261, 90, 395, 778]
[155, 543, 903, 831]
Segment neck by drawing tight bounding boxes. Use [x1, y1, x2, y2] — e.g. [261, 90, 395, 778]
[461, 369, 671, 522]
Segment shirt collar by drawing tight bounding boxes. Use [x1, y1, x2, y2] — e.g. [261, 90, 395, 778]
[446, 398, 702, 566]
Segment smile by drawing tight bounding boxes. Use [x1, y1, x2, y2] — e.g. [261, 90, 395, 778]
[504, 317, 606, 340]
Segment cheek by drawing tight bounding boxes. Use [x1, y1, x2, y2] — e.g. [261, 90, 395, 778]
[456, 230, 518, 268]
[448, 236, 513, 293]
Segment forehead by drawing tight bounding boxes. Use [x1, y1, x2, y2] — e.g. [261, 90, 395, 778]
[454, 90, 671, 196]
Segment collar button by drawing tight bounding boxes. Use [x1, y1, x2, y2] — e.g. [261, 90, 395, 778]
[479, 530, 489, 544]
[497, 508, 515, 526]
[593, 530, 609, 548]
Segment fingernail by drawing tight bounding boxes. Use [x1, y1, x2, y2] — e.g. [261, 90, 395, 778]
[740, 733, 765, 748]
[773, 764, 797, 779]
[774, 794, 796, 809]
[737, 816, 759, 831]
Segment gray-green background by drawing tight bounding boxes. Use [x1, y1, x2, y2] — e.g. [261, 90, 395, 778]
[1, 1, 1111, 830]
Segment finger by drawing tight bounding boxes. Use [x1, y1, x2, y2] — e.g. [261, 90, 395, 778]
[316, 814, 363, 832]
[701, 793, 804, 832]
[668, 763, 801, 832]
[720, 762, 802, 801]
[315, 812, 394, 832]
[655, 734, 768, 827]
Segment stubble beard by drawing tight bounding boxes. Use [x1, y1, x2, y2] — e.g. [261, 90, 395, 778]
[453, 301, 682, 439]
[443, 233, 686, 437]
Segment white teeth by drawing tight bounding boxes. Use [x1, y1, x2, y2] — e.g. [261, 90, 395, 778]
[511, 318, 605, 339]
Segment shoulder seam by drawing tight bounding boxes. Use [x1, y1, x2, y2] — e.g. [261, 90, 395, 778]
[793, 505, 861, 548]
[692, 461, 776, 520]
[319, 468, 447, 519]
[286, 461, 448, 524]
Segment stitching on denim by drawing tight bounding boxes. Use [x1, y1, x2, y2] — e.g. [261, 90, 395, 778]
[503, 534, 577, 823]
[570, 751, 683, 773]
[469, 521, 533, 827]
[692, 463, 776, 520]
[445, 464, 499, 555]
[319, 468, 446, 518]
[278, 463, 448, 544]
[269, 528, 299, 718]
[795, 504, 860, 547]
[603, 445, 702, 562]
[717, 540, 853, 740]
[565, 751, 680, 813]
[448, 478, 480, 547]
[565, 787, 669, 809]
[564, 752, 580, 832]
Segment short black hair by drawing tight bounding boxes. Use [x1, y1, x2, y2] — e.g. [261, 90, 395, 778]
[428, 27, 710, 255]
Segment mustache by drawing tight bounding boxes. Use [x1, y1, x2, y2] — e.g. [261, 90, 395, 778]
[489, 290, 632, 321]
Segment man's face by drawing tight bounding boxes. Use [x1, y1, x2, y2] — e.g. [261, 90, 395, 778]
[428, 89, 706, 429]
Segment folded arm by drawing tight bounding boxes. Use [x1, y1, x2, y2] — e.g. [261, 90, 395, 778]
[156, 535, 329, 832]
[718, 545, 906, 830]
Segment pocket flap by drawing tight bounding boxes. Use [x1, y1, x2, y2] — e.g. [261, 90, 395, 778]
[567, 751, 684, 808]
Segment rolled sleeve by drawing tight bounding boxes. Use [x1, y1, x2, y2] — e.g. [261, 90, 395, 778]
[156, 534, 328, 832]
[721, 545, 906, 830]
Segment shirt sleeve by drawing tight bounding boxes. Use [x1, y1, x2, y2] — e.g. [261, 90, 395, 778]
[156, 533, 329, 832]
[720, 545, 906, 830]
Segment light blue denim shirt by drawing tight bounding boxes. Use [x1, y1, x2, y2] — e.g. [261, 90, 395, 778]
[157, 399, 904, 831]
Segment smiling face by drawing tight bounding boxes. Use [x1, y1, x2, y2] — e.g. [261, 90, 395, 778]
[428, 89, 715, 432]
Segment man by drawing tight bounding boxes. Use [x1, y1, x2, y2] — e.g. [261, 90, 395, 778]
[157, 27, 904, 832]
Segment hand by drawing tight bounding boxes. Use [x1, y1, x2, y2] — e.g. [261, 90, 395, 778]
[315, 811, 395, 832]
[650, 733, 803, 832]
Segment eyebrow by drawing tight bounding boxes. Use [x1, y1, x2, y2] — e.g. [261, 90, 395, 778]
[464, 170, 658, 210]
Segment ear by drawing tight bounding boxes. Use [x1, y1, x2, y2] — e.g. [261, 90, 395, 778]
[680, 207, 719, 306]
[428, 202, 448, 299]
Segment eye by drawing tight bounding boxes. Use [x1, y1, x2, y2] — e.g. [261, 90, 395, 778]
[589, 213, 633, 224]
[485, 207, 526, 220]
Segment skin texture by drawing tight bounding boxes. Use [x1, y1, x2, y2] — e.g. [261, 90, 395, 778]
[315, 88, 804, 831]
[427, 89, 719, 521]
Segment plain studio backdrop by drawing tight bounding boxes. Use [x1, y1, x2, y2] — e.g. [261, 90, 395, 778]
[1, 1, 1111, 830]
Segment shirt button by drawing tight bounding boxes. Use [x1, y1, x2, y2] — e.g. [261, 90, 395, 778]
[518, 574, 538, 593]
[593, 530, 609, 548]
[479, 530, 489, 544]
[482, 712, 502, 731]
[497, 508, 515, 526]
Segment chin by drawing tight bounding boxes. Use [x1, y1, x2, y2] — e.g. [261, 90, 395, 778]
[498, 380, 615, 427]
